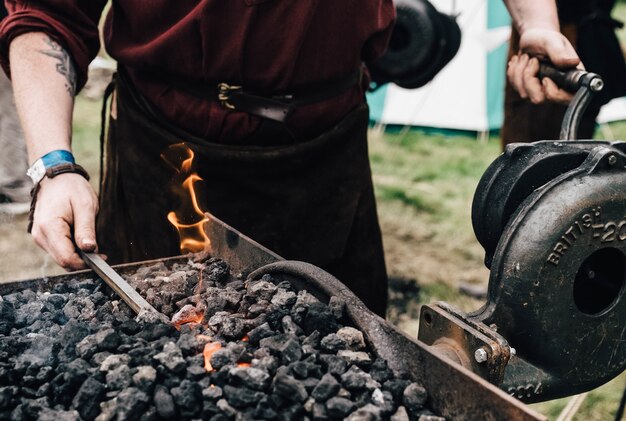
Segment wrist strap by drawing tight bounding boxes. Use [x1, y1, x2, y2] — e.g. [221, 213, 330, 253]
[27, 150, 78, 185]
[27, 163, 90, 233]
[44, 162, 89, 180]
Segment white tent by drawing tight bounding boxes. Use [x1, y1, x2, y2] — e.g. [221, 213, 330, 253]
[368, 0, 511, 133]
[367, 0, 626, 133]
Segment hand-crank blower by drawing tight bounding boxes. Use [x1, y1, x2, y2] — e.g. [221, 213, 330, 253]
[418, 64, 626, 403]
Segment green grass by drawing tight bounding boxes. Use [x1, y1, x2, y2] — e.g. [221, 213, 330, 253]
[370, 128, 501, 265]
[530, 373, 626, 421]
[601, 120, 626, 141]
[376, 184, 438, 214]
[370, 129, 500, 214]
[72, 96, 103, 188]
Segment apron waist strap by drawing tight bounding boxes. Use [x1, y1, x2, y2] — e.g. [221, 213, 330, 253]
[129, 66, 364, 123]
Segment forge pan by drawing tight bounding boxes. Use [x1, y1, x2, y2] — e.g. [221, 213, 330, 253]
[1, 212, 544, 421]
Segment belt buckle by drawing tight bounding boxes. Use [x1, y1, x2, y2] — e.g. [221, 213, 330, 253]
[217, 82, 242, 110]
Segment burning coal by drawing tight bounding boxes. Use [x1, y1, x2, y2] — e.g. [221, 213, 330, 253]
[203, 342, 222, 372]
[0, 255, 440, 420]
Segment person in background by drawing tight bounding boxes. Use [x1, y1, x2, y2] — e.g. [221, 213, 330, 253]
[0, 2, 29, 214]
[1, 0, 580, 316]
[502, 0, 626, 146]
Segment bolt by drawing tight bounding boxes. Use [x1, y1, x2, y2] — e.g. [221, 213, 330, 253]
[474, 348, 488, 363]
[590, 78, 604, 92]
[608, 155, 617, 166]
[588, 270, 596, 279]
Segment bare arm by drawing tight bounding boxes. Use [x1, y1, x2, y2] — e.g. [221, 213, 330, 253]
[504, 0, 560, 35]
[9, 32, 98, 270]
[10, 32, 75, 161]
[503, 0, 581, 104]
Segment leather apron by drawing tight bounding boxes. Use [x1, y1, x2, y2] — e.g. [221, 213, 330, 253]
[96, 72, 388, 316]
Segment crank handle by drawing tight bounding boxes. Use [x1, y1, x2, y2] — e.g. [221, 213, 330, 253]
[536, 63, 604, 140]
[537, 63, 604, 94]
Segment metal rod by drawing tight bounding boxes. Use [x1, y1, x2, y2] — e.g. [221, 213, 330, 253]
[78, 250, 158, 315]
[537, 63, 603, 141]
[560, 88, 591, 141]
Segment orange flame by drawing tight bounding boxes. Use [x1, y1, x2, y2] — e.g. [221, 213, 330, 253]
[203, 342, 222, 372]
[162, 144, 210, 254]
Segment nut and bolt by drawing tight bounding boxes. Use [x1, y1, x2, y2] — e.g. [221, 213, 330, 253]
[590, 78, 604, 92]
[608, 155, 617, 166]
[474, 348, 488, 363]
[475, 346, 516, 363]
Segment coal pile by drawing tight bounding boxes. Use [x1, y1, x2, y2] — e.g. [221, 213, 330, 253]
[0, 255, 444, 420]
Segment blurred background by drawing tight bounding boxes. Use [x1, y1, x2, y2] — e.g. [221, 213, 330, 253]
[1, 0, 626, 419]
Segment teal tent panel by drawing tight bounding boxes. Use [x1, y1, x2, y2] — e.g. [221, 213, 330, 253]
[366, 84, 388, 123]
[487, 0, 511, 130]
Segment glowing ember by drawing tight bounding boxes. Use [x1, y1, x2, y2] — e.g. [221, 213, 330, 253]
[171, 304, 204, 330]
[162, 143, 210, 254]
[203, 342, 222, 372]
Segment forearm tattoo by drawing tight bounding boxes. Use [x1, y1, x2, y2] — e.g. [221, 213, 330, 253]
[38, 36, 77, 97]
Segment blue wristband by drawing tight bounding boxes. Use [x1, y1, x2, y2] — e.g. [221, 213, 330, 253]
[27, 149, 77, 184]
[41, 150, 75, 167]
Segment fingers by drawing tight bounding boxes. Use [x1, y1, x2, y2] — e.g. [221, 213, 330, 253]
[510, 54, 528, 99]
[509, 27, 582, 105]
[33, 215, 86, 270]
[507, 53, 573, 105]
[30, 174, 98, 271]
[541, 77, 573, 104]
[523, 57, 545, 104]
[510, 55, 545, 103]
[72, 193, 99, 253]
[508, 54, 536, 101]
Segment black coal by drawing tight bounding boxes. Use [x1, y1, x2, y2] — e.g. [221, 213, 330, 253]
[0, 255, 444, 420]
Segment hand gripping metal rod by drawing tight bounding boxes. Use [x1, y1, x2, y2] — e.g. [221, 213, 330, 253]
[537, 64, 604, 140]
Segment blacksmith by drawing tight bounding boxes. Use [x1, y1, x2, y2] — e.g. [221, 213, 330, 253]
[0, 0, 579, 316]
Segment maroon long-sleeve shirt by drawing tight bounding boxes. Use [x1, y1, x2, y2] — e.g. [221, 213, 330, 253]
[0, 1, 395, 142]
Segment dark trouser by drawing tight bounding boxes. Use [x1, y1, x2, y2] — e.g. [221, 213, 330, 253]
[96, 72, 389, 316]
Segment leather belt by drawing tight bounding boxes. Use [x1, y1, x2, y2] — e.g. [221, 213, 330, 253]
[133, 67, 364, 123]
